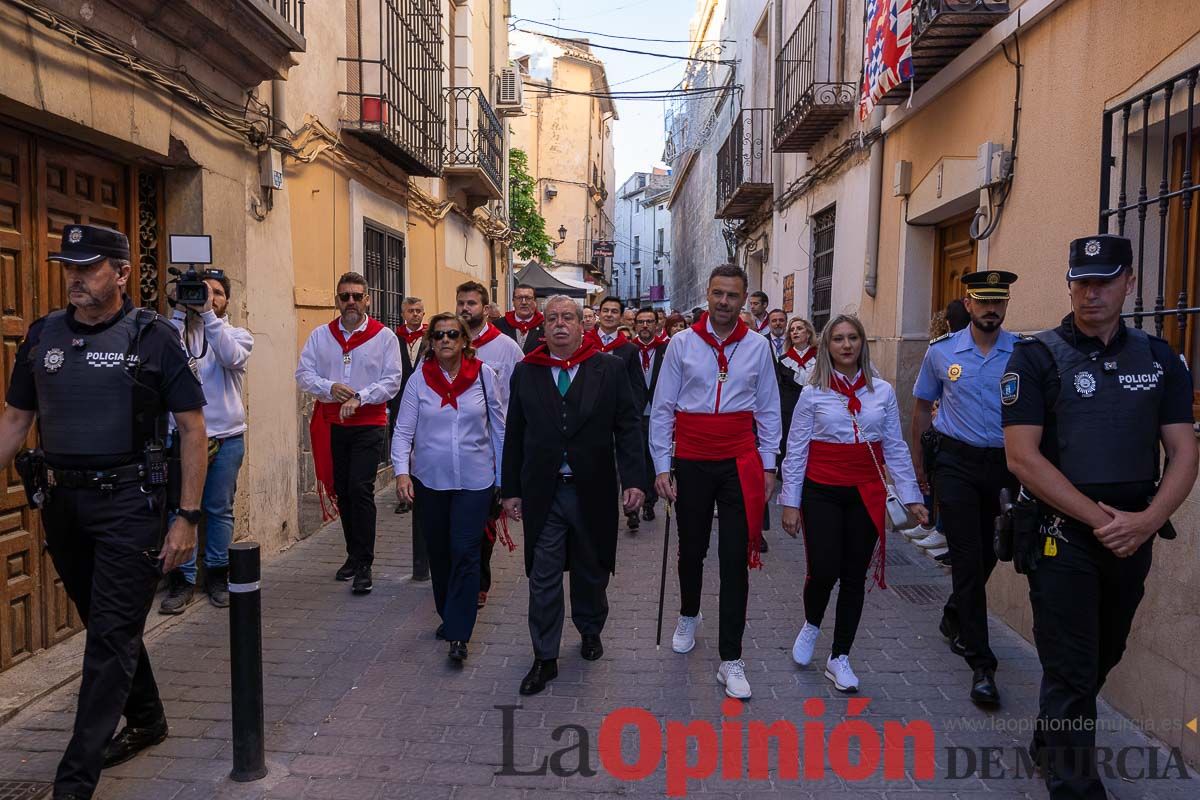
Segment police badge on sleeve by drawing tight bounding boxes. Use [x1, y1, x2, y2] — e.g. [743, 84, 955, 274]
[1000, 372, 1019, 405]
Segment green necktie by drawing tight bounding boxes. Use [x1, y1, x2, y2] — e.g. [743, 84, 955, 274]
[557, 367, 571, 397]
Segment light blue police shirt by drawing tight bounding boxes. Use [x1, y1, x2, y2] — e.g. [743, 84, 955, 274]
[912, 327, 1016, 448]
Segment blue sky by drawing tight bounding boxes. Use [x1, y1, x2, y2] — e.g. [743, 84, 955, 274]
[510, 0, 699, 183]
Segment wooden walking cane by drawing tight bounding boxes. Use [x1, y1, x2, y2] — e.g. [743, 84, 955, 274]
[655, 500, 672, 650]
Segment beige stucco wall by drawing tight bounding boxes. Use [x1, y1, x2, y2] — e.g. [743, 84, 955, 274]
[867, 0, 1200, 762]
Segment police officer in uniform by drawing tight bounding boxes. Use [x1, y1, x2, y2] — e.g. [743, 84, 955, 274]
[912, 270, 1019, 706]
[1002, 234, 1197, 800]
[0, 225, 208, 800]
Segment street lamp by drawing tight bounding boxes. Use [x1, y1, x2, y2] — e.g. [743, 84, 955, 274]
[558, 224, 567, 241]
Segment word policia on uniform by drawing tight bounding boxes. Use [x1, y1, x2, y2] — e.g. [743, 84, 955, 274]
[495, 703, 1191, 796]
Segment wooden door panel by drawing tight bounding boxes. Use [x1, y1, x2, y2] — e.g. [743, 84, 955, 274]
[934, 215, 978, 313]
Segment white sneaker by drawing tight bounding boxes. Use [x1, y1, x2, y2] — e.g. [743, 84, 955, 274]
[824, 654, 859, 693]
[717, 659, 752, 699]
[791, 622, 820, 666]
[926, 545, 949, 559]
[672, 613, 701, 654]
[903, 523, 936, 541]
[915, 530, 948, 549]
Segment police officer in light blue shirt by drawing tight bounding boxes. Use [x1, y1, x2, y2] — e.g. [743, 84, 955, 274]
[911, 270, 1020, 707]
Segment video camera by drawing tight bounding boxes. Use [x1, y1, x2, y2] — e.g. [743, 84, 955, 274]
[167, 234, 214, 307]
[168, 266, 210, 306]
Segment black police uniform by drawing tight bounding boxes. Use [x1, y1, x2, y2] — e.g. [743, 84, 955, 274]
[1000, 235, 1193, 800]
[5, 225, 205, 799]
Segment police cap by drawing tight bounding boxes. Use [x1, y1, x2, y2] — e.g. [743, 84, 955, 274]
[48, 224, 131, 266]
[960, 270, 1018, 300]
[1067, 234, 1132, 281]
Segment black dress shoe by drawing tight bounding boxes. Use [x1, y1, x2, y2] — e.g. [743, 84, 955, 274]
[970, 668, 1000, 706]
[580, 634, 603, 661]
[102, 717, 168, 768]
[435, 624, 447, 641]
[939, 616, 967, 657]
[519, 659, 558, 696]
[412, 564, 431, 582]
[352, 566, 373, 594]
[625, 511, 640, 531]
[449, 641, 468, 662]
[335, 558, 356, 581]
[642, 505, 656, 522]
[395, 502, 411, 514]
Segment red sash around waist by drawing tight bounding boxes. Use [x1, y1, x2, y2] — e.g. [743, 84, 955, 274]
[675, 410, 766, 569]
[806, 440, 889, 589]
[315, 400, 388, 427]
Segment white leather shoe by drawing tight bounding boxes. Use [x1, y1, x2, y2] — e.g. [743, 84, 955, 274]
[915, 531, 948, 549]
[717, 659, 752, 699]
[672, 613, 701, 654]
[825, 654, 859, 693]
[791, 622, 820, 666]
[903, 523, 937, 540]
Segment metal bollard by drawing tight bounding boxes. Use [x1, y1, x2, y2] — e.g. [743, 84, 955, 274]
[228, 542, 267, 782]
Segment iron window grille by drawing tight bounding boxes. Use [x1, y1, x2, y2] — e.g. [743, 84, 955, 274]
[364, 221, 405, 330]
[632, 236, 641, 264]
[716, 106, 773, 218]
[339, 0, 444, 177]
[267, 0, 305, 35]
[811, 206, 837, 332]
[1099, 64, 1200, 353]
[444, 87, 504, 193]
[773, 0, 855, 152]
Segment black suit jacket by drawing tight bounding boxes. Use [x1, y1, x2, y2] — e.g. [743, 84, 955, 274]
[398, 332, 427, 394]
[633, 342, 668, 413]
[501, 353, 647, 576]
[495, 317, 546, 354]
[607, 341, 648, 412]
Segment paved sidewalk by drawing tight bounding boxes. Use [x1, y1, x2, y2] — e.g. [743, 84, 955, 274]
[0, 495, 1196, 799]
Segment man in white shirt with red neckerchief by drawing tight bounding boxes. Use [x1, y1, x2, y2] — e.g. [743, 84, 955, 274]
[747, 290, 771, 334]
[458, 280, 524, 609]
[651, 264, 780, 700]
[495, 283, 546, 354]
[296, 272, 402, 595]
[631, 306, 669, 522]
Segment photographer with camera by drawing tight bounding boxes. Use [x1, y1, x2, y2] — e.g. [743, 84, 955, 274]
[158, 267, 253, 614]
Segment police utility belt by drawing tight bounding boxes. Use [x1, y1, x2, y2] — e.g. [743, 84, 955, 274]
[15, 445, 170, 509]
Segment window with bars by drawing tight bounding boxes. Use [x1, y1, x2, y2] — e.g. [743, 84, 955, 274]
[810, 206, 836, 332]
[363, 221, 405, 329]
[632, 235, 641, 264]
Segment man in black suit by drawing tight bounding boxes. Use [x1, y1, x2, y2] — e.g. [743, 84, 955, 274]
[631, 307, 669, 521]
[502, 295, 646, 696]
[495, 283, 546, 354]
[391, 296, 428, 576]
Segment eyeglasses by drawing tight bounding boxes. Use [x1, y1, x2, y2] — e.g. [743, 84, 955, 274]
[338, 292, 365, 302]
[431, 330, 462, 341]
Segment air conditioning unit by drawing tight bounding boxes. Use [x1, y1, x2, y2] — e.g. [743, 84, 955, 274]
[495, 66, 525, 116]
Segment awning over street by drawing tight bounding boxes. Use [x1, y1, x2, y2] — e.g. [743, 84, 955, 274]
[514, 260, 596, 299]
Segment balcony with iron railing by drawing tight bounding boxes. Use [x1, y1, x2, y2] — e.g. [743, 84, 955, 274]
[339, 0, 445, 177]
[443, 87, 505, 205]
[716, 107, 774, 219]
[774, 0, 856, 153]
[879, 1, 1011, 103]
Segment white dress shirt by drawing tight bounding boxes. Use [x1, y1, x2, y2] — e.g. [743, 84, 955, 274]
[473, 322, 524, 401]
[512, 314, 537, 349]
[391, 362, 505, 490]
[649, 320, 781, 473]
[780, 350, 816, 387]
[295, 317, 403, 406]
[597, 329, 620, 348]
[779, 373, 922, 508]
[169, 309, 252, 437]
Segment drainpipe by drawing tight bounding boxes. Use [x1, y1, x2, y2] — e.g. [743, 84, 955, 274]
[271, 81, 286, 137]
[863, 106, 885, 298]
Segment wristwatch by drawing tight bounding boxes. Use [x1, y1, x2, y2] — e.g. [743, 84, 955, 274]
[352, 392, 361, 400]
[177, 508, 203, 524]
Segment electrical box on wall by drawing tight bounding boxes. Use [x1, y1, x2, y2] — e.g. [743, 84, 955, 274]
[977, 140, 1012, 188]
[259, 148, 283, 190]
[893, 160, 912, 196]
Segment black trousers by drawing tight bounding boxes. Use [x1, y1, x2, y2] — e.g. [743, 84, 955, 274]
[934, 441, 1016, 671]
[675, 458, 749, 661]
[41, 483, 167, 798]
[800, 480, 877, 656]
[528, 483, 610, 659]
[640, 415, 658, 508]
[413, 479, 492, 641]
[1028, 522, 1153, 800]
[330, 424, 386, 567]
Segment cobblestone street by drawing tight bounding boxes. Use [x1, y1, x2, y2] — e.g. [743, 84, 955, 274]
[0, 494, 1196, 799]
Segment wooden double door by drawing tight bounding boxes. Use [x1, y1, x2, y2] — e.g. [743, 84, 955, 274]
[933, 213, 979, 315]
[0, 121, 140, 671]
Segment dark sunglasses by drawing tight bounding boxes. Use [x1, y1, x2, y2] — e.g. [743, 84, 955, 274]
[338, 291, 365, 302]
[431, 329, 462, 341]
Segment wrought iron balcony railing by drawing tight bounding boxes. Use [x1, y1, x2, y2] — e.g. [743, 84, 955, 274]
[339, 0, 445, 177]
[774, 0, 856, 153]
[879, 0, 1010, 103]
[266, 0, 305, 36]
[443, 87, 505, 202]
[717, 107, 774, 219]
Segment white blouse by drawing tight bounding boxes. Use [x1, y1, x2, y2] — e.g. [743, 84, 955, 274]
[779, 373, 922, 508]
[391, 363, 506, 491]
[780, 354, 815, 388]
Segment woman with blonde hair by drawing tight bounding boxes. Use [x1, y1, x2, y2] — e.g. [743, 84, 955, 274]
[780, 315, 927, 693]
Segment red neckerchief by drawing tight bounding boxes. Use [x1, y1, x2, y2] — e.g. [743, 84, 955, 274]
[523, 338, 602, 369]
[472, 322, 503, 348]
[398, 324, 426, 346]
[634, 333, 669, 369]
[586, 329, 629, 353]
[782, 345, 817, 368]
[754, 315, 770, 333]
[831, 371, 867, 415]
[504, 310, 544, 333]
[328, 316, 385, 353]
[689, 313, 750, 376]
[421, 356, 482, 409]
